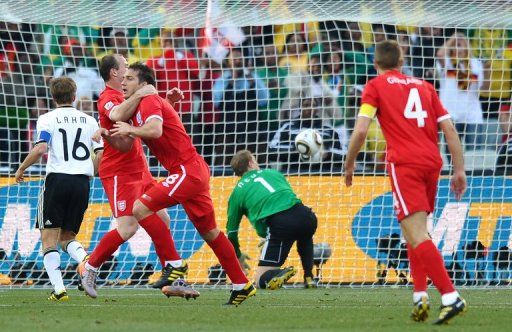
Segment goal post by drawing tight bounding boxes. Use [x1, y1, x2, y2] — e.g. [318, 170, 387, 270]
[0, 0, 512, 288]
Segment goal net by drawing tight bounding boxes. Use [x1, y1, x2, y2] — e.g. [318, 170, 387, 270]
[1, 0, 511, 288]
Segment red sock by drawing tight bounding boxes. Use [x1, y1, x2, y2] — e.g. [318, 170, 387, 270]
[414, 240, 455, 295]
[139, 214, 180, 266]
[208, 232, 248, 284]
[88, 229, 125, 268]
[407, 243, 427, 292]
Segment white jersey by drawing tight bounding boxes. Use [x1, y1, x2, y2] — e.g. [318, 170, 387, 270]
[36, 107, 103, 176]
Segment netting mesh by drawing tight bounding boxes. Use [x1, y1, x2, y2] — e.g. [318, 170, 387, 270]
[1, 0, 512, 288]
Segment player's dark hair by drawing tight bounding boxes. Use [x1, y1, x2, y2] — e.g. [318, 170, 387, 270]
[375, 40, 402, 70]
[49, 77, 76, 105]
[99, 54, 120, 82]
[128, 62, 156, 86]
[230, 150, 254, 177]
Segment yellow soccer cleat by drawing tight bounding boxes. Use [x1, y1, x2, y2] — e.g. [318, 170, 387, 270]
[224, 282, 256, 306]
[411, 295, 430, 322]
[48, 290, 69, 302]
[266, 266, 297, 290]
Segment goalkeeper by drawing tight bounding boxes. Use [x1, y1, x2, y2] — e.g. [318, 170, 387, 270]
[227, 150, 318, 289]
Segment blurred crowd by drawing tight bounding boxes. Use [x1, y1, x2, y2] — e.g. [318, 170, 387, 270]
[1, 20, 512, 174]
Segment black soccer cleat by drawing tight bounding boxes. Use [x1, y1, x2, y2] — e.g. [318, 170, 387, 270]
[152, 262, 189, 289]
[266, 266, 297, 290]
[411, 295, 430, 322]
[48, 290, 69, 302]
[224, 282, 256, 306]
[434, 297, 467, 325]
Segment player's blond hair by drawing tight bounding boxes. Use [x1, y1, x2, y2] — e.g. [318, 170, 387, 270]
[230, 150, 254, 177]
[50, 77, 77, 105]
[375, 39, 402, 70]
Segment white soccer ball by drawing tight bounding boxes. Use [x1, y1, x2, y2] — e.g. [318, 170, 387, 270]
[295, 129, 323, 157]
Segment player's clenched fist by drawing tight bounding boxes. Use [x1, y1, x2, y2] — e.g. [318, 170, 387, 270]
[14, 168, 25, 183]
[450, 170, 467, 201]
[166, 87, 184, 106]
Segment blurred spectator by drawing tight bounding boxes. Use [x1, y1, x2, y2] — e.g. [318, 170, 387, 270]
[273, 23, 320, 54]
[394, 33, 413, 76]
[132, 28, 163, 60]
[40, 24, 100, 67]
[0, 20, 35, 75]
[147, 29, 200, 133]
[268, 98, 347, 172]
[27, 97, 51, 163]
[0, 52, 42, 167]
[256, 44, 288, 133]
[278, 33, 309, 74]
[339, 22, 373, 85]
[282, 54, 341, 126]
[323, 50, 347, 127]
[411, 26, 444, 85]
[53, 41, 104, 103]
[76, 96, 95, 118]
[213, 47, 269, 165]
[496, 100, 512, 175]
[96, 28, 140, 64]
[478, 43, 512, 119]
[196, 56, 223, 165]
[366, 24, 396, 63]
[437, 32, 485, 151]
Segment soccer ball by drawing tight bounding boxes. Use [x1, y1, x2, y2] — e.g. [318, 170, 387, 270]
[295, 129, 323, 157]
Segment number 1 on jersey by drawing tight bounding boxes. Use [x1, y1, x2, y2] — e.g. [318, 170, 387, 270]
[404, 88, 428, 127]
[254, 177, 275, 193]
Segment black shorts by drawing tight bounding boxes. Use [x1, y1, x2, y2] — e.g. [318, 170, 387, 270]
[259, 203, 317, 267]
[36, 173, 90, 234]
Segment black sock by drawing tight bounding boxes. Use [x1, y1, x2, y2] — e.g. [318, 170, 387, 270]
[258, 269, 282, 289]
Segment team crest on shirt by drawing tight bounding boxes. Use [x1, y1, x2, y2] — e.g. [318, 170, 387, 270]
[105, 101, 115, 111]
[118, 200, 126, 212]
[136, 112, 142, 126]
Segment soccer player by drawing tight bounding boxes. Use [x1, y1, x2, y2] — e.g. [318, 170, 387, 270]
[227, 150, 318, 289]
[15, 77, 103, 301]
[78, 54, 197, 299]
[110, 62, 255, 305]
[344, 40, 467, 324]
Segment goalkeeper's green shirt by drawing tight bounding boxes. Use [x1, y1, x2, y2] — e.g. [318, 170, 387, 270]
[226, 169, 301, 257]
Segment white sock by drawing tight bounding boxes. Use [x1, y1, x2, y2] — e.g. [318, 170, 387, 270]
[441, 291, 460, 306]
[413, 291, 429, 303]
[232, 283, 247, 291]
[85, 262, 99, 272]
[165, 259, 183, 268]
[65, 240, 88, 263]
[43, 250, 66, 294]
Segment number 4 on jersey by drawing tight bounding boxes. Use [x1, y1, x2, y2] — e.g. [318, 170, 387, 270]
[404, 88, 428, 127]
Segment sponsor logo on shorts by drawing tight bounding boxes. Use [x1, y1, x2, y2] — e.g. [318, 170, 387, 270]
[117, 200, 126, 212]
[45, 220, 52, 226]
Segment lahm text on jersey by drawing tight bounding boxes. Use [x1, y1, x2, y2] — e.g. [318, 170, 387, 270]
[56, 116, 87, 124]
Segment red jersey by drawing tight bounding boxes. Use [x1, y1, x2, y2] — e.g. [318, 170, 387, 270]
[361, 70, 450, 169]
[131, 95, 199, 171]
[97, 86, 148, 178]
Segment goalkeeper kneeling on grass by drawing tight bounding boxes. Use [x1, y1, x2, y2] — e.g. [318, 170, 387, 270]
[227, 150, 318, 289]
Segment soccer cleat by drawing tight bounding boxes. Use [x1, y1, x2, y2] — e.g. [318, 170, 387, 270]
[434, 297, 467, 325]
[152, 262, 189, 289]
[48, 290, 69, 302]
[304, 276, 318, 289]
[78, 262, 98, 298]
[411, 295, 430, 322]
[161, 279, 200, 300]
[77, 255, 90, 291]
[224, 282, 256, 306]
[266, 266, 297, 290]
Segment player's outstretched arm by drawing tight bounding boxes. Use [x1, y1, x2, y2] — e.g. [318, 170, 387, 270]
[109, 85, 157, 122]
[14, 143, 48, 183]
[440, 119, 467, 200]
[111, 119, 162, 140]
[344, 116, 372, 187]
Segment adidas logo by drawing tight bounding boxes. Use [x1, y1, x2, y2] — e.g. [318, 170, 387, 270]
[45, 220, 52, 226]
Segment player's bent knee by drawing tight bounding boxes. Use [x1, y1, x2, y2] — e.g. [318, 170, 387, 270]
[201, 228, 220, 243]
[132, 200, 152, 220]
[117, 216, 139, 240]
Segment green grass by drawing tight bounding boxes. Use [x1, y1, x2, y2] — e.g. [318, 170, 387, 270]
[0, 288, 510, 331]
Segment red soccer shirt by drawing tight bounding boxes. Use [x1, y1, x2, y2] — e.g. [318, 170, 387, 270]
[361, 70, 450, 169]
[131, 95, 199, 171]
[97, 86, 148, 178]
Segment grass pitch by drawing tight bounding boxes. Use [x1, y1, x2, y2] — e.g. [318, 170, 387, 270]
[0, 287, 510, 331]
